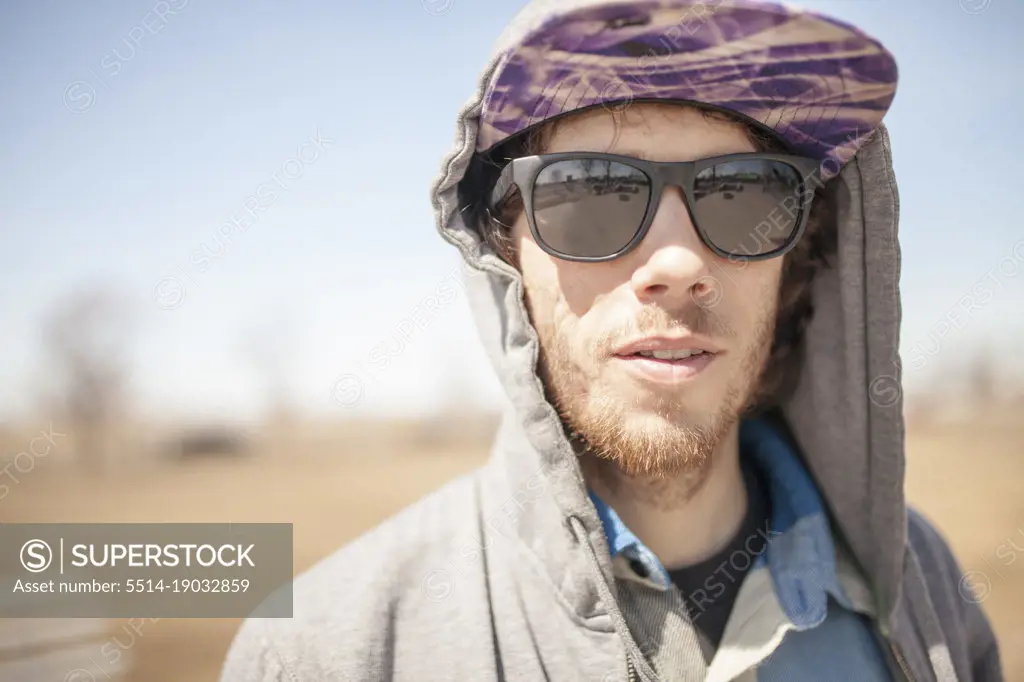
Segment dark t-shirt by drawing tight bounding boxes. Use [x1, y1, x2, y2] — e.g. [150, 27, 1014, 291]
[667, 457, 772, 653]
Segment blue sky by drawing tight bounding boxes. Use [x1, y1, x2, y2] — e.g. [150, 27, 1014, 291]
[1, 0, 1022, 422]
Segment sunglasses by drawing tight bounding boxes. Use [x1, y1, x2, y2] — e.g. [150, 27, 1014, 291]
[488, 151, 820, 263]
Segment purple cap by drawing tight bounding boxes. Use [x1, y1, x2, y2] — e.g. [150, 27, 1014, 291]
[478, 0, 898, 178]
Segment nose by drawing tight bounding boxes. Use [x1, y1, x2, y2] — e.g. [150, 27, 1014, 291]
[629, 187, 718, 306]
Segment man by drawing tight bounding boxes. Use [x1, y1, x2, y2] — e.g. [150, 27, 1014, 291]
[222, 1, 1003, 680]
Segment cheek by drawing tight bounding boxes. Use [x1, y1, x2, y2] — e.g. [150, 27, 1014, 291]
[516, 219, 600, 318]
[516, 232, 609, 363]
[516, 226, 559, 303]
[722, 259, 783, 329]
[515, 223, 569, 328]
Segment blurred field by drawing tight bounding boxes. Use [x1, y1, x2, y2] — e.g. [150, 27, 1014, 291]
[1, 409, 1022, 681]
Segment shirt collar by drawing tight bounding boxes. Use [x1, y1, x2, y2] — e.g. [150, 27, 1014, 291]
[588, 488, 640, 559]
[588, 489, 672, 588]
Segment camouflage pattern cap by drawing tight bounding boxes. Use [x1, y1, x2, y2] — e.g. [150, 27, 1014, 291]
[478, 0, 898, 178]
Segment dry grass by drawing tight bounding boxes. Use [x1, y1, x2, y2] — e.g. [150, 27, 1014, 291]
[904, 415, 1024, 677]
[1, 415, 1021, 681]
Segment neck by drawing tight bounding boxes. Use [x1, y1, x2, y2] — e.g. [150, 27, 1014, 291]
[582, 423, 748, 570]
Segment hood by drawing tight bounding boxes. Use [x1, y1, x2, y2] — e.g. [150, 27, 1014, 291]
[429, 0, 906, 629]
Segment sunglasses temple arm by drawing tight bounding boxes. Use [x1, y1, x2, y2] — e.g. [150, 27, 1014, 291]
[489, 164, 515, 211]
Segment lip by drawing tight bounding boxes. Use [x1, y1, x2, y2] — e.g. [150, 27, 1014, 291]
[610, 335, 722, 385]
[611, 335, 723, 357]
[613, 352, 717, 384]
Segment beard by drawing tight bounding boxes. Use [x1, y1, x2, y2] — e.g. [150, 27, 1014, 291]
[529, 290, 777, 486]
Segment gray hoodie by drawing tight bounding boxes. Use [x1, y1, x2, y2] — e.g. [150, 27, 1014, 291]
[219, 2, 1003, 680]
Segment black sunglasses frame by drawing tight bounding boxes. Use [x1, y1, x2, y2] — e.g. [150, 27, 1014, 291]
[488, 151, 822, 263]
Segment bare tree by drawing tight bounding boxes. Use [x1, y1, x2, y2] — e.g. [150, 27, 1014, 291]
[967, 347, 997, 407]
[419, 342, 498, 452]
[43, 288, 134, 473]
[241, 315, 296, 429]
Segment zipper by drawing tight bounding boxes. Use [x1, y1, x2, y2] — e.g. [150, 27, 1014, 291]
[870, 602, 918, 682]
[626, 655, 638, 682]
[889, 641, 917, 682]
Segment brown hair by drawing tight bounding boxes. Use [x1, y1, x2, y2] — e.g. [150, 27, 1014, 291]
[457, 103, 838, 412]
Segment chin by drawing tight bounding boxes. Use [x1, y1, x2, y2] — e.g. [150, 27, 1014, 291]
[619, 403, 697, 430]
[608, 380, 718, 422]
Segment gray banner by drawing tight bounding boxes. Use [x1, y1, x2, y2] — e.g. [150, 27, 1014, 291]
[0, 524, 292, 618]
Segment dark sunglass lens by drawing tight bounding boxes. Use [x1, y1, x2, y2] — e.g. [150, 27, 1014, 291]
[692, 159, 804, 257]
[532, 159, 651, 258]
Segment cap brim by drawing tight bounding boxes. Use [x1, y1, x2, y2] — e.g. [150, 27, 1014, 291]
[478, 0, 898, 177]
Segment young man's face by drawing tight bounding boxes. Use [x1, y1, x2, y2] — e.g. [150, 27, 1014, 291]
[511, 104, 785, 478]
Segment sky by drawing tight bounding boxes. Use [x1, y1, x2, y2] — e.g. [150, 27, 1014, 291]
[1, 0, 1022, 423]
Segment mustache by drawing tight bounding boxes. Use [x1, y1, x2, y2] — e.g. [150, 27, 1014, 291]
[593, 303, 735, 355]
